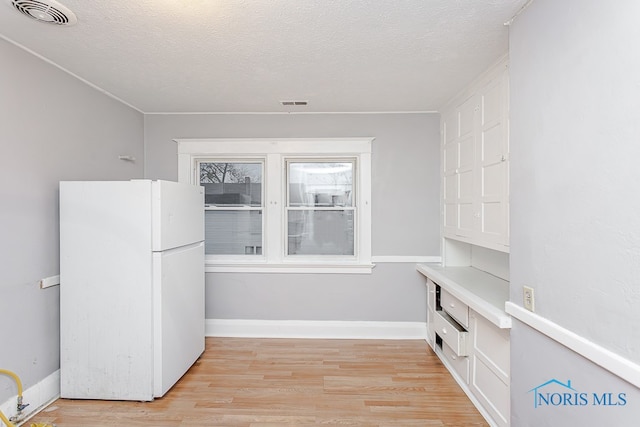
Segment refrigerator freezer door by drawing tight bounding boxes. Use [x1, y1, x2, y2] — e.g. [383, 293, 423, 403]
[152, 180, 204, 251]
[152, 241, 205, 397]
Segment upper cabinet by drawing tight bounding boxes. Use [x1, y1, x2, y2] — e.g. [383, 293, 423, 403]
[442, 58, 510, 253]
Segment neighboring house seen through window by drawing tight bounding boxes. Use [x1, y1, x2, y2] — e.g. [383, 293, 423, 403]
[199, 161, 263, 256]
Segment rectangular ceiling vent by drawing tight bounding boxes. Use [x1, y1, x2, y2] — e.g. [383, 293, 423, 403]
[281, 100, 308, 106]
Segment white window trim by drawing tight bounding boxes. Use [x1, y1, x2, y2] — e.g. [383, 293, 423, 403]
[175, 138, 374, 274]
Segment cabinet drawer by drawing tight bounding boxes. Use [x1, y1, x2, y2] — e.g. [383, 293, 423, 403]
[442, 341, 469, 384]
[441, 289, 469, 328]
[434, 310, 469, 357]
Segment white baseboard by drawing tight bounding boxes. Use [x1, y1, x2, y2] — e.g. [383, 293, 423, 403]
[506, 302, 640, 388]
[206, 319, 428, 340]
[0, 369, 60, 425]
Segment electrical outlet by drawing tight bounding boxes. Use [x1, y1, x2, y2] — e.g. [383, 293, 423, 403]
[523, 286, 535, 312]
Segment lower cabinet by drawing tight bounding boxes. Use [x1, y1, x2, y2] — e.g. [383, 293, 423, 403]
[470, 310, 510, 427]
[426, 278, 510, 427]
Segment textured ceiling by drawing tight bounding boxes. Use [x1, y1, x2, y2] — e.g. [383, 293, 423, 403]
[0, 0, 528, 113]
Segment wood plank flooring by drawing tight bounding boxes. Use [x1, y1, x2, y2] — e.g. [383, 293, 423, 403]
[29, 338, 488, 426]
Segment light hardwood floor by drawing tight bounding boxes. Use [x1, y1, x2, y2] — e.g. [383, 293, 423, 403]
[29, 338, 488, 426]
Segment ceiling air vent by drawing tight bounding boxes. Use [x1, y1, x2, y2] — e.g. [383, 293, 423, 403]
[281, 100, 308, 106]
[8, 0, 77, 26]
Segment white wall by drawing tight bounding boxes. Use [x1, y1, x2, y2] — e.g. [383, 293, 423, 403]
[0, 38, 143, 404]
[144, 113, 440, 322]
[509, 0, 640, 424]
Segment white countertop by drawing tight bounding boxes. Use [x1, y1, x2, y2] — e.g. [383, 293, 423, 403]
[416, 263, 511, 329]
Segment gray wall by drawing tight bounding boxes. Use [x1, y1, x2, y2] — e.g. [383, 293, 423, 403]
[0, 38, 143, 403]
[144, 113, 440, 321]
[509, 0, 640, 424]
[207, 263, 428, 321]
[511, 321, 640, 427]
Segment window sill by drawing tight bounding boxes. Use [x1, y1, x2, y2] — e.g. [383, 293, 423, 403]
[204, 262, 375, 274]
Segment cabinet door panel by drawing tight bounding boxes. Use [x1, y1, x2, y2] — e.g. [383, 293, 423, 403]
[444, 174, 457, 201]
[472, 356, 510, 426]
[481, 202, 503, 235]
[481, 82, 503, 126]
[458, 203, 474, 235]
[444, 144, 458, 174]
[443, 112, 458, 144]
[473, 313, 510, 375]
[482, 162, 504, 198]
[459, 170, 474, 200]
[458, 135, 475, 169]
[481, 124, 503, 162]
[444, 203, 458, 229]
[459, 98, 476, 137]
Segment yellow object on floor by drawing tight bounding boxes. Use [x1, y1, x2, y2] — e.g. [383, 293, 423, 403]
[0, 369, 53, 427]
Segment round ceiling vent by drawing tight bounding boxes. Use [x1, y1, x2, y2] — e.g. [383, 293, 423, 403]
[8, 0, 77, 26]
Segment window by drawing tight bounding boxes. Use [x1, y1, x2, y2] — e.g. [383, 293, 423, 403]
[177, 138, 372, 273]
[286, 160, 355, 257]
[199, 161, 263, 256]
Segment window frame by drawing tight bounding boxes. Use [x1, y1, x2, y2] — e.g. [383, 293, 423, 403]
[176, 138, 373, 274]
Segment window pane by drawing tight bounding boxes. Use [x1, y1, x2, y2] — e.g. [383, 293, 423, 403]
[288, 162, 353, 207]
[200, 162, 262, 206]
[205, 210, 262, 255]
[288, 210, 354, 256]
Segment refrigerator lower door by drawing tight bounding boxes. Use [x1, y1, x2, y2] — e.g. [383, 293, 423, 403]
[152, 241, 205, 397]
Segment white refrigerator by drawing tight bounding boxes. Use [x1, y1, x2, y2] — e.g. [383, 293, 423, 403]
[59, 180, 205, 401]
